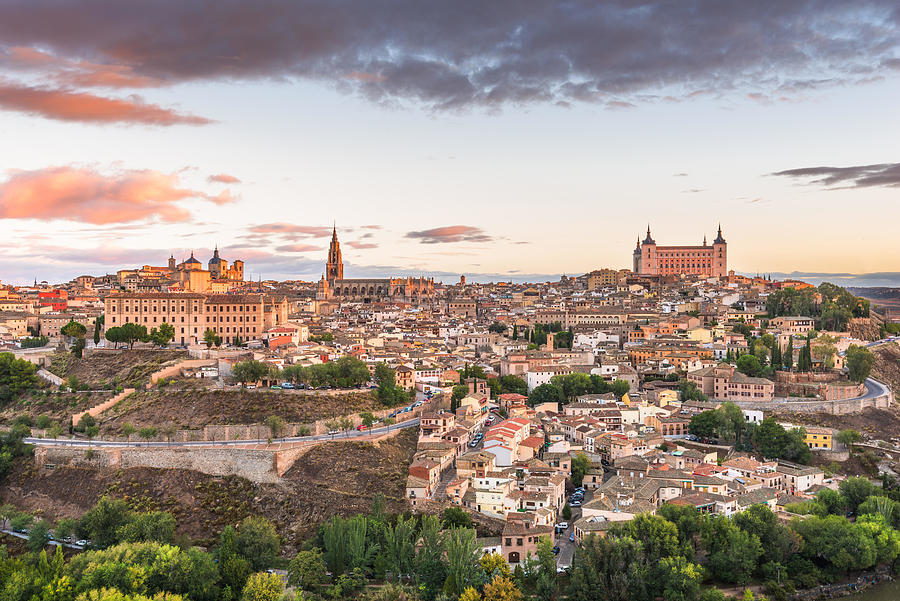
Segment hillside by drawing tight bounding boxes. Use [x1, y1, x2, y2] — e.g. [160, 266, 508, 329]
[2, 428, 417, 547]
[97, 388, 379, 433]
[872, 341, 900, 395]
[47, 349, 188, 389]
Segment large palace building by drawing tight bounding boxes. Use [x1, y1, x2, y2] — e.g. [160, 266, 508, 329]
[318, 226, 435, 303]
[633, 225, 727, 277]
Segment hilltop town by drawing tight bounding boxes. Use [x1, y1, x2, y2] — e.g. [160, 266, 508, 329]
[1, 227, 900, 601]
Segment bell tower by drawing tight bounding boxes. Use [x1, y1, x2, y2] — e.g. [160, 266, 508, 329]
[326, 224, 343, 282]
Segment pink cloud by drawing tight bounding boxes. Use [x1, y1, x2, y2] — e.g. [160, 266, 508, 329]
[247, 223, 332, 237]
[274, 243, 324, 253]
[0, 166, 235, 224]
[208, 173, 241, 184]
[406, 225, 492, 244]
[346, 241, 377, 249]
[0, 78, 211, 125]
[1, 46, 163, 88]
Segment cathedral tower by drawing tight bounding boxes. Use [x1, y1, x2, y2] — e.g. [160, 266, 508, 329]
[326, 224, 343, 282]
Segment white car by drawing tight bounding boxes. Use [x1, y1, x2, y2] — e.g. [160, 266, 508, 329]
[556, 522, 569, 530]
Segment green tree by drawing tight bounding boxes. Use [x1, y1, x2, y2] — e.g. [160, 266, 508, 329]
[689, 410, 719, 439]
[839, 476, 877, 513]
[0, 352, 39, 395]
[288, 549, 330, 590]
[149, 322, 176, 347]
[528, 383, 564, 406]
[571, 453, 591, 487]
[836, 428, 862, 450]
[78, 496, 133, 548]
[783, 337, 794, 370]
[654, 555, 702, 601]
[701, 515, 763, 585]
[204, 328, 222, 348]
[232, 360, 272, 386]
[569, 534, 647, 601]
[442, 527, 481, 597]
[265, 415, 285, 439]
[845, 345, 874, 383]
[451, 385, 469, 411]
[442, 506, 473, 529]
[116, 511, 176, 544]
[119, 322, 150, 349]
[94, 315, 103, 344]
[27, 519, 51, 552]
[736, 354, 764, 377]
[236, 516, 280, 571]
[678, 379, 708, 402]
[241, 572, 284, 601]
[138, 426, 158, 443]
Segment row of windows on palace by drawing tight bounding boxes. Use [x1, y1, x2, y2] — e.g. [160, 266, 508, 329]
[109, 314, 259, 325]
[109, 303, 261, 313]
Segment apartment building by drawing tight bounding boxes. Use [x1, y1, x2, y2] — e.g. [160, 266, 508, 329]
[104, 292, 289, 345]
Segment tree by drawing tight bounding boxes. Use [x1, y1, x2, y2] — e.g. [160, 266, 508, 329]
[61, 320, 87, 340]
[483, 575, 523, 601]
[116, 511, 176, 544]
[836, 428, 862, 450]
[451, 385, 469, 410]
[678, 379, 708, 402]
[615, 514, 681, 563]
[119, 322, 149, 349]
[733, 504, 799, 566]
[736, 354, 764, 377]
[442, 506, 473, 529]
[689, 410, 719, 439]
[488, 322, 507, 335]
[512, 325, 518, 341]
[784, 337, 794, 370]
[496, 375, 528, 396]
[845, 345, 874, 383]
[27, 519, 51, 552]
[54, 517, 78, 541]
[654, 556, 702, 601]
[442, 527, 481, 597]
[78, 496, 133, 548]
[288, 549, 329, 590]
[94, 316, 103, 345]
[120, 423, 136, 440]
[359, 411, 375, 429]
[138, 426, 157, 443]
[149, 322, 175, 347]
[569, 534, 647, 601]
[0, 352, 39, 395]
[236, 516, 280, 571]
[265, 415, 285, 439]
[241, 572, 284, 601]
[204, 328, 222, 348]
[611, 379, 630, 398]
[562, 503, 572, 520]
[571, 453, 591, 486]
[528, 383, 564, 406]
[232, 360, 271, 386]
[839, 476, 877, 513]
[701, 515, 763, 585]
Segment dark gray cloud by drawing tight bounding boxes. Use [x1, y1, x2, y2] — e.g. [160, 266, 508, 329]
[771, 163, 900, 189]
[0, 1, 897, 111]
[406, 225, 492, 244]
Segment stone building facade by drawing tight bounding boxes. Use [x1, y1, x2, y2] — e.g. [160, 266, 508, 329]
[633, 225, 727, 277]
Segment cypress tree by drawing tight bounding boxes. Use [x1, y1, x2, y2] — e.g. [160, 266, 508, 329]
[772, 341, 782, 368]
[512, 325, 518, 340]
[784, 338, 794, 370]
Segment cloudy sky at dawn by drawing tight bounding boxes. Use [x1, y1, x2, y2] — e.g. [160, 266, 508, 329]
[1, 0, 899, 284]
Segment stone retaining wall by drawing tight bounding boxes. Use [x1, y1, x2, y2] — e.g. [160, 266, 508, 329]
[72, 388, 135, 424]
[147, 359, 217, 387]
[34, 427, 405, 483]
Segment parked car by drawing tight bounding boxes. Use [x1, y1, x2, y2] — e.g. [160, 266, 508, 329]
[356, 424, 369, 430]
[570, 500, 582, 507]
[328, 429, 339, 435]
[76, 539, 88, 547]
[569, 532, 575, 542]
[269, 385, 282, 390]
[556, 522, 569, 530]
[552, 546, 560, 555]
[246, 384, 257, 390]
[281, 382, 295, 389]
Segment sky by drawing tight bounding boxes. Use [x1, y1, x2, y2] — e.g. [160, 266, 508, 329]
[0, 1, 899, 285]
